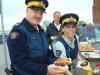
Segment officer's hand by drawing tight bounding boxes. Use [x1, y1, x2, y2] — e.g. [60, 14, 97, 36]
[65, 69, 73, 75]
[47, 65, 66, 75]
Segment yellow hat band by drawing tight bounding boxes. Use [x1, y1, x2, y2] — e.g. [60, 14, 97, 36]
[62, 16, 77, 24]
[27, 1, 46, 8]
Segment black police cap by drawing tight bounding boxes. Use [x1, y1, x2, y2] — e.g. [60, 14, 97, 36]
[25, 0, 49, 12]
[59, 13, 79, 25]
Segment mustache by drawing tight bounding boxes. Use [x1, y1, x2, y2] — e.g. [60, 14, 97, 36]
[33, 16, 41, 20]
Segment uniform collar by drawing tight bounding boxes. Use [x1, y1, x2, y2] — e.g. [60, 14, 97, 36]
[62, 35, 75, 48]
[22, 18, 44, 32]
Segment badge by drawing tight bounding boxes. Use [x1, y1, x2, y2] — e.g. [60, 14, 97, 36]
[10, 32, 19, 39]
[39, 1, 44, 8]
[30, 37, 36, 40]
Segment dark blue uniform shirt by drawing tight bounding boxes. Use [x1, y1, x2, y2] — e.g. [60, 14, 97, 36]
[7, 18, 52, 75]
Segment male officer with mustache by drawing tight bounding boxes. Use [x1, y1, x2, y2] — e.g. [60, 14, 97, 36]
[7, 0, 67, 75]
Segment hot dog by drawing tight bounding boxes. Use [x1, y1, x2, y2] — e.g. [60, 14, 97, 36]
[55, 58, 72, 65]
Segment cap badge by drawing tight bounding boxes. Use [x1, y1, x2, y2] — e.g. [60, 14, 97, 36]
[62, 16, 77, 24]
[39, 1, 44, 8]
[69, 16, 77, 22]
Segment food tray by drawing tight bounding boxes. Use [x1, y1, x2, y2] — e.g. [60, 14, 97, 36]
[81, 52, 100, 61]
[80, 50, 94, 52]
[79, 43, 95, 51]
[85, 58, 100, 61]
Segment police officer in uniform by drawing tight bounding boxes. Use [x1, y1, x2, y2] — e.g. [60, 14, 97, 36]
[7, 0, 67, 75]
[52, 13, 84, 74]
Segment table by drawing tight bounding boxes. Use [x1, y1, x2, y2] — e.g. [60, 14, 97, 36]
[72, 55, 100, 75]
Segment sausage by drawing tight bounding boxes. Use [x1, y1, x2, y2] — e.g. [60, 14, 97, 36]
[55, 58, 72, 65]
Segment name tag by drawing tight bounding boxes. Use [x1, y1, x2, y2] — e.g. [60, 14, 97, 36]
[30, 37, 36, 40]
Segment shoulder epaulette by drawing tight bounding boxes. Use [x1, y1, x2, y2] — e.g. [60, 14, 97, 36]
[14, 22, 21, 26]
[12, 22, 21, 29]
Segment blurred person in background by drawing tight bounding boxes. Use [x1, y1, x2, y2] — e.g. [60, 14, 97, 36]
[46, 11, 62, 45]
[81, 23, 88, 41]
[76, 22, 82, 42]
[87, 23, 96, 40]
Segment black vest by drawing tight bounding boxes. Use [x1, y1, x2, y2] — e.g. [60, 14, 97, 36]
[56, 36, 79, 60]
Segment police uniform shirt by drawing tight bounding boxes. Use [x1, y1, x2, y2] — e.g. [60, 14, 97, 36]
[7, 18, 49, 75]
[52, 34, 79, 58]
[36, 25, 39, 32]
[52, 34, 79, 69]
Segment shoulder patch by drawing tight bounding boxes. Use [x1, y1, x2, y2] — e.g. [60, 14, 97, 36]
[14, 22, 21, 26]
[10, 32, 19, 39]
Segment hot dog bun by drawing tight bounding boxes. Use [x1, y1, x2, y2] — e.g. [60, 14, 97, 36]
[55, 58, 72, 65]
[55, 67, 66, 71]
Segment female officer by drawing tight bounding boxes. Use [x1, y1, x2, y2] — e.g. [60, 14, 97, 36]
[52, 13, 84, 75]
